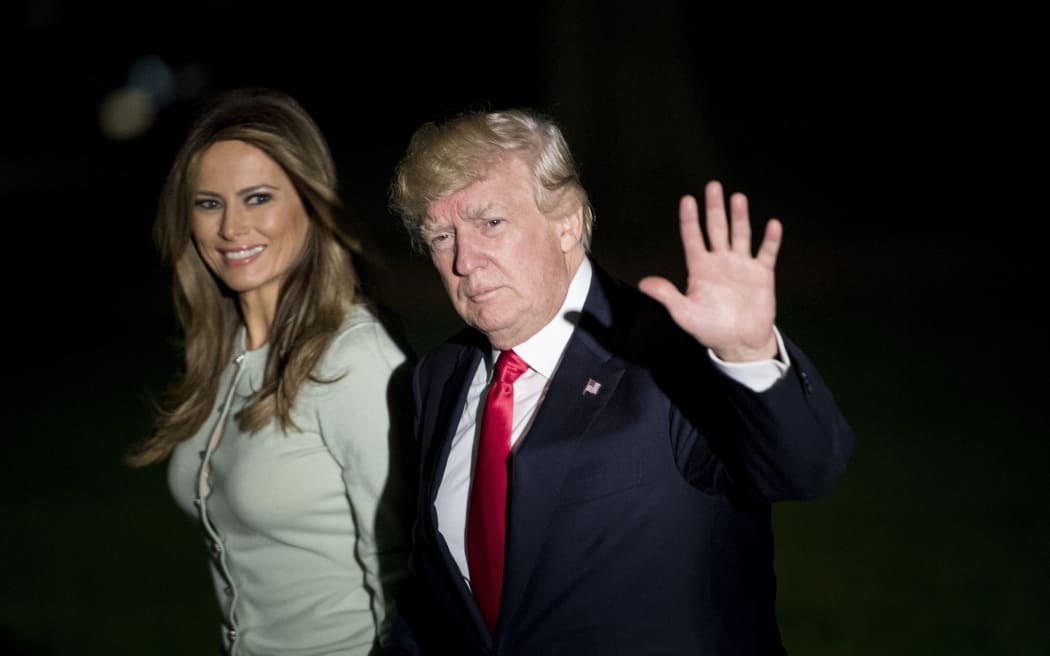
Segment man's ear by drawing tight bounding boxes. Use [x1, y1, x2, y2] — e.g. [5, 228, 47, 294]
[558, 203, 584, 252]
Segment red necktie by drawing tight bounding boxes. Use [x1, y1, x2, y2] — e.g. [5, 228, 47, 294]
[466, 348, 528, 633]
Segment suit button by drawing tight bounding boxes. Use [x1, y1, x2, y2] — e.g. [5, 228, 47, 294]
[224, 585, 233, 596]
[212, 542, 224, 555]
[227, 628, 238, 640]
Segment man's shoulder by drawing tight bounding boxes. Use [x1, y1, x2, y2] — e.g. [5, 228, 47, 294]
[586, 260, 663, 313]
[416, 326, 485, 377]
[585, 262, 680, 339]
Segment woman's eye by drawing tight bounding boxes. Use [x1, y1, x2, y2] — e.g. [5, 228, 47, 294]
[246, 193, 272, 206]
[194, 198, 220, 210]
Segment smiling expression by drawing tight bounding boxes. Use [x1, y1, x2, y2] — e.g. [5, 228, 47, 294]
[424, 156, 584, 349]
[191, 139, 310, 318]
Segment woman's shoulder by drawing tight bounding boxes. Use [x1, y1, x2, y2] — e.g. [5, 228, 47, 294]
[324, 303, 412, 371]
[342, 303, 379, 329]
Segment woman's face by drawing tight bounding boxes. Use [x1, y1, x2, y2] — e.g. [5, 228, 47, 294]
[190, 139, 310, 316]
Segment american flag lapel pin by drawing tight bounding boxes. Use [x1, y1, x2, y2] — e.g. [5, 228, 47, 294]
[583, 378, 602, 396]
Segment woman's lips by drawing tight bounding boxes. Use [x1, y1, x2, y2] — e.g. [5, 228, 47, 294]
[221, 245, 265, 265]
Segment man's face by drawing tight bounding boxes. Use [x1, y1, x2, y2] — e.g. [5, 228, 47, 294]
[423, 156, 583, 350]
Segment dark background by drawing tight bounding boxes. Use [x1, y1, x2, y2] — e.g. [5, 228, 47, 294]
[2, 2, 1044, 654]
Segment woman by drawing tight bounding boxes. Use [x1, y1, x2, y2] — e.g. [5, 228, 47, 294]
[126, 87, 414, 655]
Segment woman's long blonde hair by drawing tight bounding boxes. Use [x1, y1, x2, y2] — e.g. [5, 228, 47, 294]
[127, 88, 369, 466]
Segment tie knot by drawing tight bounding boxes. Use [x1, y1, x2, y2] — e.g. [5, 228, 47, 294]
[495, 349, 528, 385]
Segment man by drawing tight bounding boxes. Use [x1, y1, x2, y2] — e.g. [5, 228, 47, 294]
[386, 108, 853, 655]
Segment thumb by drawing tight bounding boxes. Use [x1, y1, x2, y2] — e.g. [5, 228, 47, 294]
[638, 276, 682, 311]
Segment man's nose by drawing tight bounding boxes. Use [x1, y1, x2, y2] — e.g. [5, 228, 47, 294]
[452, 232, 485, 276]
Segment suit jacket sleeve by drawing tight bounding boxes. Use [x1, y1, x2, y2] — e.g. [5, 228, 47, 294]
[625, 283, 853, 506]
[664, 333, 852, 505]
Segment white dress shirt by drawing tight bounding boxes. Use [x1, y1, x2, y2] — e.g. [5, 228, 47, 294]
[435, 257, 790, 585]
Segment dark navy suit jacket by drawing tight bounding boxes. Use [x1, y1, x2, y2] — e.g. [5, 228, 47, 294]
[388, 264, 853, 655]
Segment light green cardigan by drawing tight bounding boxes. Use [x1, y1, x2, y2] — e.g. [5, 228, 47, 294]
[168, 305, 413, 655]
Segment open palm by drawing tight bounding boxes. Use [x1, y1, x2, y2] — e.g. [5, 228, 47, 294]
[638, 180, 780, 362]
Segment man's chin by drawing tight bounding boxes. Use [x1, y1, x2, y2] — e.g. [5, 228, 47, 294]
[470, 317, 517, 349]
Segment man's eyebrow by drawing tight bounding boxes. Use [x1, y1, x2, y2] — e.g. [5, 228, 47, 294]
[471, 200, 503, 216]
[422, 200, 500, 229]
[421, 220, 452, 235]
[460, 202, 490, 217]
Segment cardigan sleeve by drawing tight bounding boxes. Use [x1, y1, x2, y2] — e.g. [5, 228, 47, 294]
[315, 309, 415, 646]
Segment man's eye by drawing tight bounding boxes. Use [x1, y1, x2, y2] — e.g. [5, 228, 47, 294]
[428, 233, 457, 252]
[246, 193, 272, 205]
[486, 218, 504, 228]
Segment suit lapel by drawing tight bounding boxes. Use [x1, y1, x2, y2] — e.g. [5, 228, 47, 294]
[421, 345, 483, 511]
[418, 343, 495, 645]
[497, 268, 628, 634]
